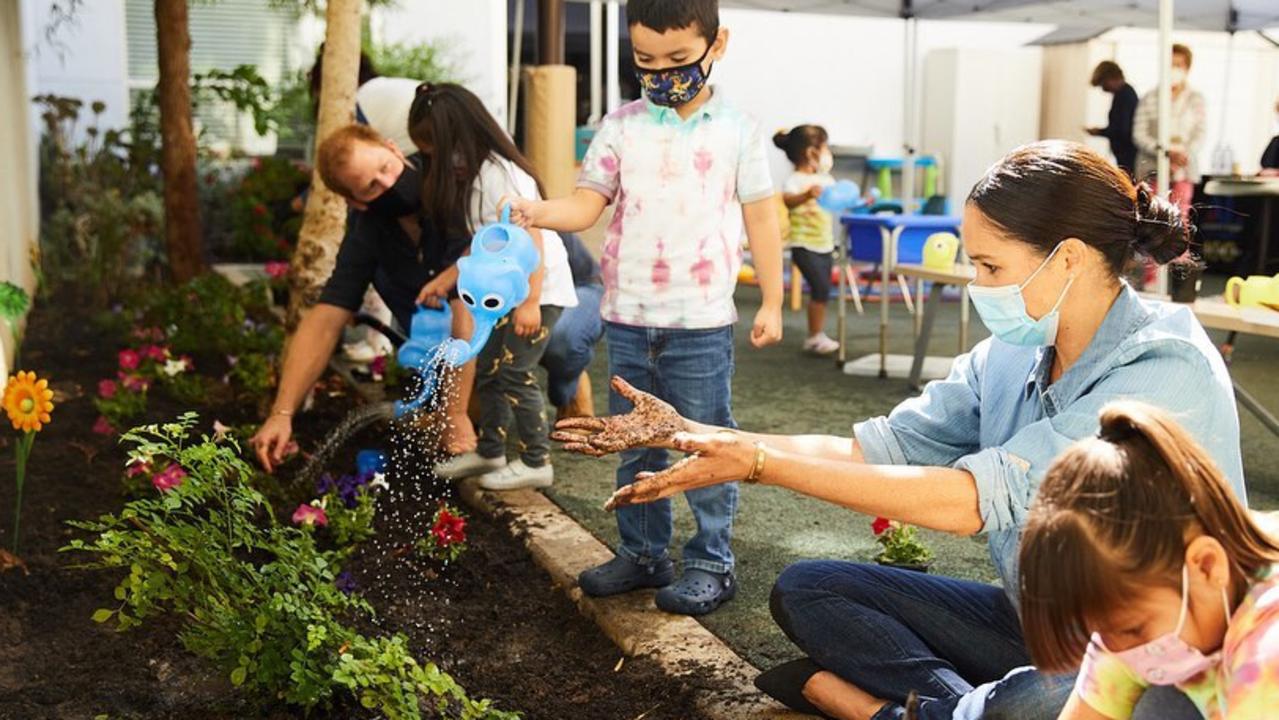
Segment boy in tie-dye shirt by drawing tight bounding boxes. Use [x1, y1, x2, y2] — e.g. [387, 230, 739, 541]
[506, 0, 783, 616]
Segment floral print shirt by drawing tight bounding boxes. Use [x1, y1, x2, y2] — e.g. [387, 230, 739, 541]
[1075, 562, 1279, 719]
[577, 89, 774, 329]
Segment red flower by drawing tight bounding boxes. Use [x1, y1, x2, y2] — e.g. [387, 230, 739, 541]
[152, 463, 187, 492]
[292, 503, 328, 527]
[370, 355, 388, 377]
[118, 349, 140, 371]
[264, 261, 289, 280]
[98, 379, 117, 399]
[143, 345, 168, 362]
[431, 508, 467, 547]
[92, 416, 115, 436]
[871, 516, 893, 536]
[252, 203, 268, 217]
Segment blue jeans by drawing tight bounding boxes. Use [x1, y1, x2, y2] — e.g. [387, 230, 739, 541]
[541, 283, 604, 408]
[606, 321, 738, 575]
[770, 561, 1201, 720]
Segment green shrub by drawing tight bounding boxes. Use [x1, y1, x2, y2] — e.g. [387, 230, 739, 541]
[65, 415, 517, 719]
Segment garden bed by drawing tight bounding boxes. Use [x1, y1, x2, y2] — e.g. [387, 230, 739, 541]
[0, 298, 706, 720]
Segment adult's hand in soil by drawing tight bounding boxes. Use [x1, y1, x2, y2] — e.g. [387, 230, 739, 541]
[551, 376, 687, 456]
[604, 432, 753, 511]
[251, 415, 293, 473]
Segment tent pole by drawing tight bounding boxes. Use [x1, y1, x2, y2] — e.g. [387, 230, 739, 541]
[901, 14, 918, 215]
[606, 0, 621, 112]
[1155, 0, 1173, 295]
[508, 0, 526, 133]
[590, 0, 603, 123]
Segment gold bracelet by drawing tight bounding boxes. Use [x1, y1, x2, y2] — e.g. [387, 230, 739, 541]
[745, 441, 767, 484]
[272, 409, 294, 418]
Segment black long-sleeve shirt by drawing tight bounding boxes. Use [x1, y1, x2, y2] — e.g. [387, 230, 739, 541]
[1099, 83, 1139, 175]
[1262, 136, 1279, 170]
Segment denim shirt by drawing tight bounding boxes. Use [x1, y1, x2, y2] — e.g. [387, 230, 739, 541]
[854, 284, 1246, 601]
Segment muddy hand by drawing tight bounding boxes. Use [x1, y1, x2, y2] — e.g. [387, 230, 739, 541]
[603, 432, 752, 510]
[551, 376, 686, 456]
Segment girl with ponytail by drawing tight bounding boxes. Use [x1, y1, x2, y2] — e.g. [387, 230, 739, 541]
[1022, 401, 1279, 719]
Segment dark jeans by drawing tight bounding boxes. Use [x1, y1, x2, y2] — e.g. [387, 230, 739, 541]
[606, 321, 738, 574]
[770, 561, 1201, 720]
[476, 305, 562, 467]
[541, 283, 604, 408]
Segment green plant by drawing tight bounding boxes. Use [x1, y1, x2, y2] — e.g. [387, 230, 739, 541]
[227, 157, 308, 261]
[367, 40, 458, 84]
[35, 95, 165, 306]
[230, 352, 277, 395]
[870, 517, 934, 567]
[191, 65, 276, 137]
[64, 415, 517, 719]
[136, 274, 282, 358]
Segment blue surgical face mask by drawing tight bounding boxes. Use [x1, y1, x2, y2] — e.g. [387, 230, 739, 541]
[967, 243, 1075, 347]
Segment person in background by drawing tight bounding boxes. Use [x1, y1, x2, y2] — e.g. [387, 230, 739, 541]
[408, 83, 577, 491]
[1086, 61, 1139, 177]
[1133, 43, 1206, 211]
[776, 124, 839, 356]
[543, 233, 605, 420]
[251, 124, 471, 471]
[508, 0, 784, 616]
[1020, 401, 1279, 720]
[1259, 97, 1279, 176]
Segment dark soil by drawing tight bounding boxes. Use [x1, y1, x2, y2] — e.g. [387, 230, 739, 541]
[0, 300, 708, 720]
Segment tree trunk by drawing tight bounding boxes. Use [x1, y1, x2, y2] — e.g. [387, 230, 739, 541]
[287, 0, 363, 330]
[154, 0, 205, 282]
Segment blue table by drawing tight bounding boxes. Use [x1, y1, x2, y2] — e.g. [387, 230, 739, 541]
[837, 214, 963, 377]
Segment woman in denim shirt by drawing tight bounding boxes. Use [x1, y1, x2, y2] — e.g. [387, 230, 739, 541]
[555, 141, 1246, 720]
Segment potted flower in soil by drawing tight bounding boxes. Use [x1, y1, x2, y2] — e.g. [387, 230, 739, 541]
[871, 516, 934, 572]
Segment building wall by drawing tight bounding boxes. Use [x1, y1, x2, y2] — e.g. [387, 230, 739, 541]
[369, 0, 509, 125]
[5, 2, 41, 378]
[25, 0, 130, 138]
[712, 9, 1054, 191]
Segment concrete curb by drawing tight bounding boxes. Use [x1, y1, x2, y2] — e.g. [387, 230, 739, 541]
[458, 480, 810, 720]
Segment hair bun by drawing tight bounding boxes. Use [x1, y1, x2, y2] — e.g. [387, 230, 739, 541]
[772, 129, 790, 150]
[1133, 183, 1191, 265]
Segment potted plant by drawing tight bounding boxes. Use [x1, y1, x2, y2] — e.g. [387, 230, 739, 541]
[871, 516, 934, 572]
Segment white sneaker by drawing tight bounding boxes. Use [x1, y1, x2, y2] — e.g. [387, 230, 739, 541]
[477, 459, 553, 491]
[803, 333, 840, 355]
[435, 452, 506, 481]
[342, 341, 380, 364]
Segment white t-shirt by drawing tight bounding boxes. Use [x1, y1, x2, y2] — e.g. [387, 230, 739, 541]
[355, 77, 419, 154]
[470, 156, 578, 309]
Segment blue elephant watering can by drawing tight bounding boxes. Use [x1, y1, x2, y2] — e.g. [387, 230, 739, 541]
[394, 206, 540, 417]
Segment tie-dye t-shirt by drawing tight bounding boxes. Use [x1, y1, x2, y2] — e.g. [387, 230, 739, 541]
[1074, 564, 1279, 719]
[577, 89, 774, 329]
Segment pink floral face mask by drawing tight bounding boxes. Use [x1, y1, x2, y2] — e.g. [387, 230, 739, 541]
[1099, 565, 1232, 686]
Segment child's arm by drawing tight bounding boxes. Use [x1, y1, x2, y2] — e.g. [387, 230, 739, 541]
[742, 196, 784, 348]
[782, 185, 822, 208]
[417, 264, 460, 307]
[505, 189, 609, 234]
[512, 227, 548, 337]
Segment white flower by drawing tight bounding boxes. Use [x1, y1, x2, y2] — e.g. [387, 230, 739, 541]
[369, 472, 389, 491]
[212, 420, 232, 440]
[162, 358, 188, 377]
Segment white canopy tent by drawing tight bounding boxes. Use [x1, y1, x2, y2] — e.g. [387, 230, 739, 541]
[573, 0, 1279, 291]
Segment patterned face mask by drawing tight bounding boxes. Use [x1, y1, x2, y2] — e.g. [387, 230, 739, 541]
[634, 43, 714, 108]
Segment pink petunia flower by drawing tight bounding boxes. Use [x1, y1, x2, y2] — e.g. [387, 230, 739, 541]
[125, 459, 151, 478]
[152, 464, 187, 492]
[143, 345, 169, 362]
[292, 503, 328, 527]
[98, 379, 118, 399]
[92, 416, 115, 436]
[264, 261, 289, 280]
[118, 349, 141, 371]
